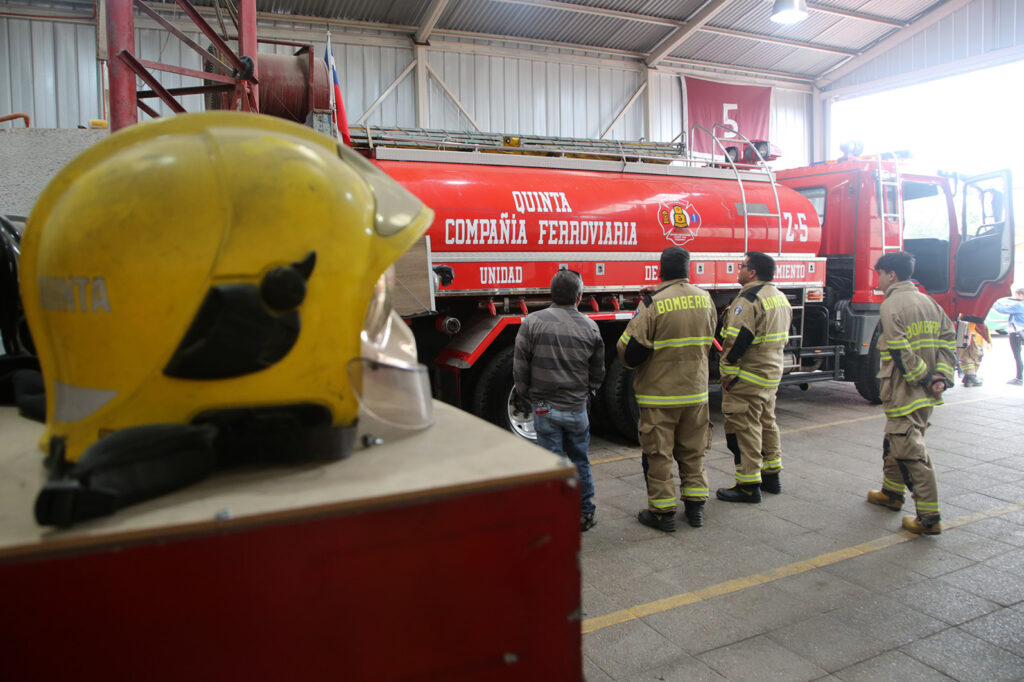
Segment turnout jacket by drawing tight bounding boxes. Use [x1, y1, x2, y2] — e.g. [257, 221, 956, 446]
[877, 279, 956, 418]
[719, 280, 792, 393]
[513, 304, 605, 410]
[616, 278, 716, 407]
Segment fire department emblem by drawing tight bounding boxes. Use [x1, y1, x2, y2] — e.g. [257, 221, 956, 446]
[658, 200, 702, 246]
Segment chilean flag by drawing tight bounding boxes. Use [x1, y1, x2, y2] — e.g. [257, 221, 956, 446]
[324, 31, 352, 146]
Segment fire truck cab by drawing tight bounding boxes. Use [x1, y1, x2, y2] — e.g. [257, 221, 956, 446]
[776, 154, 1015, 402]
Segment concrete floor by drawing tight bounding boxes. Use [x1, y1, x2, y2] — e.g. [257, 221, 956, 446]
[581, 335, 1024, 681]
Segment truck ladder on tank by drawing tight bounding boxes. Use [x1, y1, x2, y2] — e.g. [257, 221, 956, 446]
[689, 124, 784, 254]
[876, 153, 904, 253]
[349, 127, 688, 164]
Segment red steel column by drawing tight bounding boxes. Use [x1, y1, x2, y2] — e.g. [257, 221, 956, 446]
[237, 0, 258, 110]
[107, 0, 137, 131]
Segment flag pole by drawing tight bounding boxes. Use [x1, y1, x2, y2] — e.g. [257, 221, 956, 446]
[324, 26, 352, 145]
[325, 26, 341, 144]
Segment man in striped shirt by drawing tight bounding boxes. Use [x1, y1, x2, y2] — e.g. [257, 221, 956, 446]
[617, 247, 717, 532]
[867, 251, 955, 535]
[514, 269, 605, 531]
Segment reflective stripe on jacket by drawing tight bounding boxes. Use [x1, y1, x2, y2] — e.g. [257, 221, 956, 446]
[877, 279, 956, 418]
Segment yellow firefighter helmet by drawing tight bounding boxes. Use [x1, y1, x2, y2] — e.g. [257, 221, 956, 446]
[21, 112, 434, 525]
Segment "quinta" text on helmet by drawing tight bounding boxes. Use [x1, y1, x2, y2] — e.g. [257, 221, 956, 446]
[38, 276, 111, 313]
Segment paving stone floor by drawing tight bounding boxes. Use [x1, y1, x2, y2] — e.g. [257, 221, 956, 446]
[581, 335, 1024, 681]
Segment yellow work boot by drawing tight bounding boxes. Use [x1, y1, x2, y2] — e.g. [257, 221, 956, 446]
[902, 516, 942, 535]
[867, 489, 904, 510]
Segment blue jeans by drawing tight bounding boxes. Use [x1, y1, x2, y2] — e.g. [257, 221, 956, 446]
[533, 402, 595, 515]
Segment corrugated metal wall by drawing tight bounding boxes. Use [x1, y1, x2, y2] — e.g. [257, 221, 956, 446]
[339, 41, 416, 127]
[825, 0, 1024, 95]
[771, 88, 812, 169]
[425, 44, 644, 139]
[649, 72, 684, 145]
[1, 16, 99, 128]
[0, 7, 810, 164]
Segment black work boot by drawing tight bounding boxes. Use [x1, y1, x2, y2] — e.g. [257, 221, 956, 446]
[962, 374, 983, 387]
[581, 513, 596, 532]
[716, 484, 762, 503]
[760, 472, 781, 495]
[683, 500, 705, 528]
[637, 509, 676, 532]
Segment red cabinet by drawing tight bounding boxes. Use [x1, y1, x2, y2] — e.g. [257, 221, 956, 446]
[0, 404, 582, 681]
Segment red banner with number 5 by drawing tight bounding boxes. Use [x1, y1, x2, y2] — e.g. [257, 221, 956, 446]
[685, 76, 771, 155]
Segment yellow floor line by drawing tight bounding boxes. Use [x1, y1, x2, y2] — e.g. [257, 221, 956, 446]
[590, 396, 991, 465]
[581, 499, 1024, 634]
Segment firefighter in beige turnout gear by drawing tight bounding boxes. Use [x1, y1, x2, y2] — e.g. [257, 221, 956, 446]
[716, 251, 792, 504]
[956, 321, 989, 387]
[867, 251, 955, 535]
[617, 247, 717, 532]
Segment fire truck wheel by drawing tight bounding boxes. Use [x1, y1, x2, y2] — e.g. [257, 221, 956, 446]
[602, 356, 639, 442]
[854, 325, 883, 404]
[472, 346, 537, 441]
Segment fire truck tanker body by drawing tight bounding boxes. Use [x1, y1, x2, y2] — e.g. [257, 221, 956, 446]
[367, 135, 843, 440]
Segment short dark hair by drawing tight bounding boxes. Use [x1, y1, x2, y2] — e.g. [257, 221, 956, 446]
[660, 246, 690, 281]
[874, 251, 915, 281]
[1014, 285, 1024, 297]
[743, 251, 775, 281]
[551, 269, 583, 305]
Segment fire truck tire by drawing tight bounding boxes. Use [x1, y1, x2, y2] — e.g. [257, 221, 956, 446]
[472, 346, 536, 441]
[588, 383, 611, 435]
[602, 356, 639, 442]
[854, 325, 883, 404]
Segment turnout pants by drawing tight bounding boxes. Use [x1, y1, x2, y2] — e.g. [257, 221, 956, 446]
[721, 385, 782, 485]
[957, 342, 982, 376]
[638, 403, 711, 513]
[881, 406, 939, 522]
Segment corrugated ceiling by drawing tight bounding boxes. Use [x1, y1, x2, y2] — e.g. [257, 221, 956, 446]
[168, 0, 957, 83]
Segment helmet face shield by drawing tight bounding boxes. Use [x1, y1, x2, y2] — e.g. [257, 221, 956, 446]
[347, 358, 433, 430]
[351, 271, 434, 430]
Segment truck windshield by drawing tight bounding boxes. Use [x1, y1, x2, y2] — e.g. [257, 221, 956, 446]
[902, 181, 949, 241]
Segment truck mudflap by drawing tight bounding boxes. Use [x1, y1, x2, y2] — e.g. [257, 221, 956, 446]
[780, 345, 845, 385]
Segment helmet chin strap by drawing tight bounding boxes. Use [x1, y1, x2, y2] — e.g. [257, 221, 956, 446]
[34, 405, 359, 528]
[35, 424, 217, 527]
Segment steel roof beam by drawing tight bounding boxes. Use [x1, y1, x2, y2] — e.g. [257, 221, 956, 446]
[490, 0, 681, 28]
[493, 0, 905, 34]
[806, 2, 907, 27]
[646, 0, 733, 67]
[414, 0, 450, 45]
[701, 26, 859, 56]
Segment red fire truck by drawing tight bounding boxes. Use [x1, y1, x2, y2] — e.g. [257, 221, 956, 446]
[354, 130, 1014, 441]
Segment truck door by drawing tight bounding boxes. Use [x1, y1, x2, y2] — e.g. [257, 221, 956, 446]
[954, 170, 1015, 319]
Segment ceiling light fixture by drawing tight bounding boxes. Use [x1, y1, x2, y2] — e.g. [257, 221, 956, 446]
[771, 0, 808, 24]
